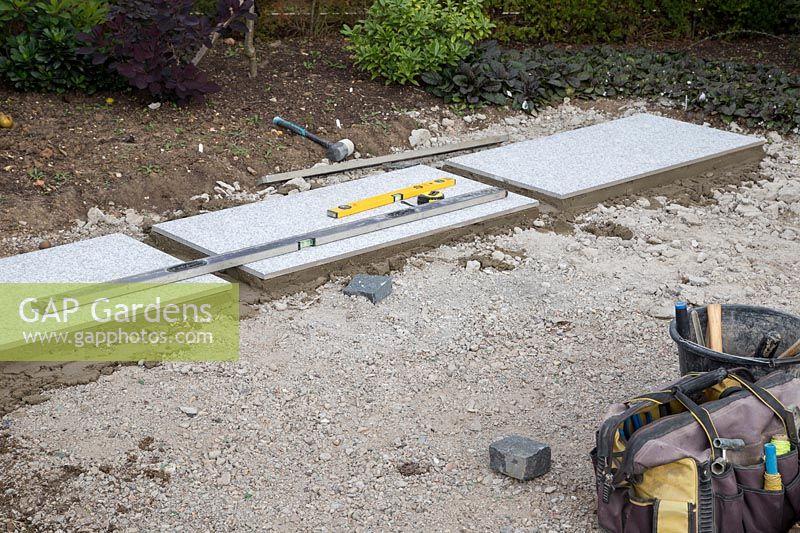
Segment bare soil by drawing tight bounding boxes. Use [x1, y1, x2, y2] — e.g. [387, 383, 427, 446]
[0, 37, 435, 235]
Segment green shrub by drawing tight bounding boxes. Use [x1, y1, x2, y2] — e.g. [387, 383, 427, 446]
[485, 0, 636, 43]
[342, 0, 494, 85]
[483, 0, 798, 43]
[0, 0, 112, 93]
[422, 41, 800, 132]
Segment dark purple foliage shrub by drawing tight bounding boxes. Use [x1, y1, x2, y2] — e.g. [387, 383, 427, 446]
[78, 0, 255, 103]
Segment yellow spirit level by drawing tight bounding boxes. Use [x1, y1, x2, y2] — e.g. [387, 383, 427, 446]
[327, 178, 456, 219]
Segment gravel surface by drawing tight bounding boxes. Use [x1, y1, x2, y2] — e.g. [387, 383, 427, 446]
[2, 101, 800, 532]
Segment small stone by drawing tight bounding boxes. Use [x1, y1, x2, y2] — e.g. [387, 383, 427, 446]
[735, 203, 761, 217]
[766, 131, 782, 144]
[647, 301, 675, 319]
[124, 209, 144, 226]
[285, 177, 311, 192]
[319, 452, 332, 461]
[489, 435, 551, 481]
[343, 274, 392, 304]
[688, 276, 710, 287]
[274, 301, 288, 311]
[680, 212, 702, 226]
[491, 250, 505, 262]
[408, 129, 432, 148]
[208, 450, 221, 459]
[246, 166, 257, 175]
[581, 247, 599, 259]
[147, 102, 161, 110]
[636, 197, 651, 208]
[179, 406, 198, 417]
[466, 260, 481, 271]
[87, 207, 105, 225]
[218, 472, 231, 486]
[38, 240, 51, 250]
[441, 118, 455, 128]
[215, 180, 235, 192]
[778, 182, 800, 204]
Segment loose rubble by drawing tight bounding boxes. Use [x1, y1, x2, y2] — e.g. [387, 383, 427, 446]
[1, 100, 799, 531]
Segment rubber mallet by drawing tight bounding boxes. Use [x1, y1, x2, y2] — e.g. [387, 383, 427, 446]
[272, 116, 354, 162]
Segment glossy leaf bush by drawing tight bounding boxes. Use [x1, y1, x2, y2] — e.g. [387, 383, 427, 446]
[0, 0, 111, 93]
[423, 41, 800, 132]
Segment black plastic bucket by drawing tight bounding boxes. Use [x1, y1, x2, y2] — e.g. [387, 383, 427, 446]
[670, 304, 800, 378]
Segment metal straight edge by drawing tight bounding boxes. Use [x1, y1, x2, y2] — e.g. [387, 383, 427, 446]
[256, 135, 510, 185]
[49, 188, 508, 310]
[122, 187, 506, 285]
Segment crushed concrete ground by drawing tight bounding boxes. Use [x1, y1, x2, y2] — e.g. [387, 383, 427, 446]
[1, 100, 799, 531]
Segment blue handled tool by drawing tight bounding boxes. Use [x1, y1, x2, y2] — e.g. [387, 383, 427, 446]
[764, 442, 782, 490]
[273, 116, 354, 162]
[765, 443, 779, 475]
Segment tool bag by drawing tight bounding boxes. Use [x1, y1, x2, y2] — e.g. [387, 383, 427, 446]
[591, 368, 800, 533]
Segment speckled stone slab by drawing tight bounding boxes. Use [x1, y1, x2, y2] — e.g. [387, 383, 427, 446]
[152, 165, 537, 281]
[444, 114, 764, 207]
[0, 234, 223, 284]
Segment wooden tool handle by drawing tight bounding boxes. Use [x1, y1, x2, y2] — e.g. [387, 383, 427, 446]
[706, 304, 723, 353]
[778, 338, 800, 359]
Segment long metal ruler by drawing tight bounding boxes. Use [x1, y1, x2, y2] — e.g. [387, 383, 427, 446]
[98, 186, 503, 292]
[37, 188, 507, 317]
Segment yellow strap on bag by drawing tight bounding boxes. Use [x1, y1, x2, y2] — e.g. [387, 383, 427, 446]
[654, 500, 691, 533]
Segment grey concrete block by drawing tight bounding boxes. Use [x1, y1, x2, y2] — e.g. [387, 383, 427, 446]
[152, 165, 537, 281]
[445, 114, 764, 206]
[489, 435, 551, 481]
[343, 274, 392, 303]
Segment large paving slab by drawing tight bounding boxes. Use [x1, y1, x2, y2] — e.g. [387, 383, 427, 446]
[152, 165, 537, 281]
[0, 234, 223, 284]
[0, 235, 228, 359]
[443, 113, 764, 208]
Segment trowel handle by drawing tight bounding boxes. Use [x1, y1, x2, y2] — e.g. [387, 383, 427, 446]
[272, 117, 331, 148]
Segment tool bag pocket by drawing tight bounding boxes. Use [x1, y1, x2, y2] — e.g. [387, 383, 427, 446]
[593, 368, 800, 533]
[715, 490, 745, 533]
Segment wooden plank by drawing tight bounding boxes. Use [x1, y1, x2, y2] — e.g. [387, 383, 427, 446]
[256, 135, 509, 186]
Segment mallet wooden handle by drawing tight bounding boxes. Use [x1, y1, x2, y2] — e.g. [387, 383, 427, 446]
[706, 304, 723, 353]
[778, 338, 800, 359]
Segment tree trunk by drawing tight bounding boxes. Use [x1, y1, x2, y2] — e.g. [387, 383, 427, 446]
[245, 3, 257, 78]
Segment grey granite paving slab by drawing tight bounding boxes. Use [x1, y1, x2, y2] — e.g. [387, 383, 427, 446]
[152, 165, 537, 280]
[0, 234, 222, 284]
[445, 113, 764, 203]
